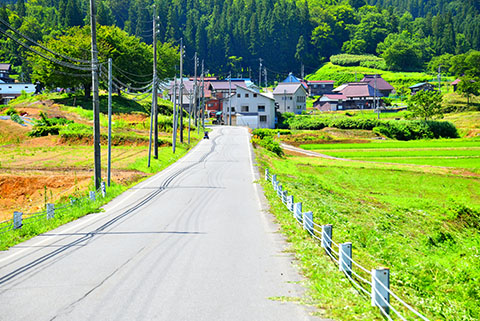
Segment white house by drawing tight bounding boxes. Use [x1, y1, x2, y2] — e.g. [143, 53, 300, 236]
[223, 85, 276, 129]
[272, 83, 307, 114]
[0, 83, 35, 104]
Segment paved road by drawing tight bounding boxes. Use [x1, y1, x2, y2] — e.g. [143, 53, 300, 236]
[0, 126, 319, 321]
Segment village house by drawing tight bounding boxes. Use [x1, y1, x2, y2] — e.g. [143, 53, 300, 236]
[0, 64, 14, 84]
[223, 85, 275, 129]
[273, 83, 307, 114]
[409, 82, 436, 95]
[306, 80, 335, 96]
[361, 74, 394, 96]
[313, 82, 383, 110]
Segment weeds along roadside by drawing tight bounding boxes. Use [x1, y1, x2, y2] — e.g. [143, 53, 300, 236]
[254, 146, 480, 321]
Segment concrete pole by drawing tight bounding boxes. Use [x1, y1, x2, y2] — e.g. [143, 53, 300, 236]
[228, 73, 232, 125]
[107, 58, 112, 186]
[153, 8, 158, 159]
[172, 77, 177, 153]
[90, 0, 101, 190]
[179, 38, 184, 143]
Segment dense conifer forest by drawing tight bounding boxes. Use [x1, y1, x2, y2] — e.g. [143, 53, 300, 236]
[0, 0, 479, 79]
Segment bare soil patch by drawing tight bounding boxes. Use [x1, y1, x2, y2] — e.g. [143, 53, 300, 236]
[0, 169, 147, 221]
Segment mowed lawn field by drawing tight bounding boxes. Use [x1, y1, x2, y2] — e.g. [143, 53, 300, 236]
[300, 139, 480, 172]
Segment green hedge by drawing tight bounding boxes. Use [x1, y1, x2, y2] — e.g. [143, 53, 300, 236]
[330, 54, 385, 67]
[289, 116, 458, 140]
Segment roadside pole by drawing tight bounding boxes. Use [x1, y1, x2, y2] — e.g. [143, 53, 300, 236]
[228, 73, 232, 126]
[179, 38, 184, 143]
[172, 77, 177, 153]
[107, 58, 112, 186]
[153, 8, 158, 159]
[201, 61, 205, 131]
[90, 0, 101, 190]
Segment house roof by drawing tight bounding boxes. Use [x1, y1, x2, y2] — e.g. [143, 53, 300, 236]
[0, 64, 11, 71]
[361, 74, 394, 91]
[273, 83, 306, 95]
[409, 82, 432, 89]
[323, 93, 347, 100]
[208, 80, 246, 91]
[307, 80, 335, 84]
[235, 84, 274, 101]
[451, 79, 461, 86]
[335, 82, 383, 98]
[282, 72, 301, 83]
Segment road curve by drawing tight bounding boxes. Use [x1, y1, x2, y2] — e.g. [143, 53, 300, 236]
[0, 126, 322, 321]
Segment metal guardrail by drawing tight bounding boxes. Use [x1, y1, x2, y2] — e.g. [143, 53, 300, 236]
[265, 168, 429, 321]
[0, 182, 107, 235]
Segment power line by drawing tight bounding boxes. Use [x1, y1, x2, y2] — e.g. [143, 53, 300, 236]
[0, 18, 92, 65]
[0, 28, 93, 71]
[111, 63, 153, 79]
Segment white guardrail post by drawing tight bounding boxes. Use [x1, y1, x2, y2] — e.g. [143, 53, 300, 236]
[272, 174, 277, 186]
[47, 203, 55, 220]
[287, 195, 294, 212]
[89, 191, 96, 201]
[321, 224, 333, 254]
[265, 168, 269, 181]
[101, 181, 106, 198]
[277, 184, 282, 197]
[294, 202, 302, 222]
[303, 211, 314, 235]
[13, 211, 22, 229]
[371, 268, 390, 315]
[339, 242, 352, 276]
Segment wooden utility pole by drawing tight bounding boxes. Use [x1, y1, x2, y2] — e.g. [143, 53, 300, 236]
[90, 0, 101, 190]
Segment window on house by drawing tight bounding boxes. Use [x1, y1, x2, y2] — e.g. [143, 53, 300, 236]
[241, 106, 249, 112]
[290, 96, 292, 100]
[258, 105, 265, 112]
[296, 105, 302, 110]
[231, 107, 235, 112]
[208, 103, 213, 107]
[245, 93, 249, 98]
[321, 84, 325, 88]
[260, 115, 267, 122]
[237, 94, 240, 98]
[253, 93, 257, 97]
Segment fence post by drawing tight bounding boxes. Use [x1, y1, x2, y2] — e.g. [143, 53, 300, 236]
[339, 242, 352, 276]
[89, 191, 96, 201]
[13, 211, 22, 229]
[101, 181, 106, 198]
[287, 195, 294, 212]
[371, 268, 390, 315]
[46, 203, 55, 220]
[70, 198, 76, 206]
[277, 184, 282, 197]
[303, 211, 313, 235]
[272, 174, 277, 186]
[265, 168, 269, 181]
[321, 224, 333, 254]
[294, 202, 302, 222]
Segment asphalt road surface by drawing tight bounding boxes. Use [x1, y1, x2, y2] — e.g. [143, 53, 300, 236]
[0, 126, 320, 321]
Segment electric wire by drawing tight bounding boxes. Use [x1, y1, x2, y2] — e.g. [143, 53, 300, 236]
[111, 63, 153, 78]
[0, 28, 93, 71]
[0, 17, 92, 64]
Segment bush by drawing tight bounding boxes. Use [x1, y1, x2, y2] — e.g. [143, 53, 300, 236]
[252, 128, 291, 139]
[286, 116, 458, 140]
[5, 107, 18, 116]
[330, 54, 385, 67]
[28, 112, 74, 137]
[252, 135, 283, 156]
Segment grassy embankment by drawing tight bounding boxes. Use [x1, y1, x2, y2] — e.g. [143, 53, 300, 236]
[254, 112, 480, 320]
[0, 92, 203, 250]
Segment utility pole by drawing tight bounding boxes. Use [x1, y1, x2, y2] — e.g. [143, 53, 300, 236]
[194, 52, 198, 128]
[301, 64, 304, 80]
[259, 58, 262, 87]
[374, 74, 379, 119]
[264, 66, 267, 88]
[228, 73, 232, 125]
[438, 65, 442, 93]
[107, 58, 112, 186]
[172, 77, 177, 153]
[201, 61, 205, 131]
[179, 38, 184, 143]
[90, 0, 101, 190]
[153, 7, 158, 159]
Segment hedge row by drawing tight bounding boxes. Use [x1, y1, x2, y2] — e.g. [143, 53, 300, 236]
[288, 116, 459, 140]
[330, 54, 385, 67]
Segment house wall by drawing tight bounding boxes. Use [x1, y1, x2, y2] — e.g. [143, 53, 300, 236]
[0, 83, 35, 104]
[274, 86, 307, 115]
[225, 87, 275, 129]
[309, 83, 334, 96]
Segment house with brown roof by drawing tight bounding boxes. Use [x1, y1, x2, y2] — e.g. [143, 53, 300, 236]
[328, 82, 383, 109]
[273, 83, 307, 114]
[313, 93, 347, 111]
[306, 80, 335, 96]
[361, 74, 394, 96]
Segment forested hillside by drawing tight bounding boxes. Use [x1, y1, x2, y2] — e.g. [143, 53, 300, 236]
[0, 0, 479, 80]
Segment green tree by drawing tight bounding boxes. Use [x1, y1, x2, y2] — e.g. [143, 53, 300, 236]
[407, 90, 444, 120]
[456, 77, 480, 105]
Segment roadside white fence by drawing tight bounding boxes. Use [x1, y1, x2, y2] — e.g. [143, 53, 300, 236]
[265, 168, 430, 321]
[0, 182, 107, 235]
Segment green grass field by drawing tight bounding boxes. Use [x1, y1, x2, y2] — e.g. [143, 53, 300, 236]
[255, 145, 480, 320]
[299, 139, 480, 171]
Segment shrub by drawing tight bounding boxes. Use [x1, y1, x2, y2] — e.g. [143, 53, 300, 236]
[5, 107, 18, 116]
[28, 112, 74, 137]
[252, 135, 283, 156]
[330, 54, 385, 67]
[289, 116, 330, 130]
[252, 128, 291, 139]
